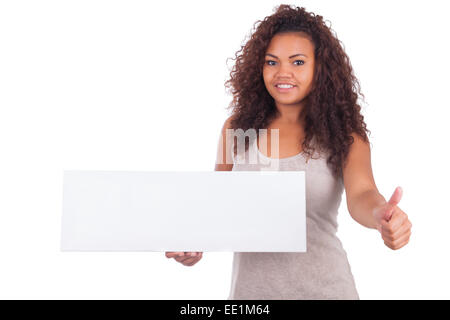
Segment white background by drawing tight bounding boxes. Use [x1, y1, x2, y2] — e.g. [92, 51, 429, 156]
[0, 0, 449, 299]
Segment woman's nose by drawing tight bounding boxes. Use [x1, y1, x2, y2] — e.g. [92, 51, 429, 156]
[276, 64, 294, 77]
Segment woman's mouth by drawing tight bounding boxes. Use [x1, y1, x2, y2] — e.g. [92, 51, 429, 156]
[275, 84, 297, 93]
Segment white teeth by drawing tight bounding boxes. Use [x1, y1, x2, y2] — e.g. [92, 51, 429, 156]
[277, 84, 294, 88]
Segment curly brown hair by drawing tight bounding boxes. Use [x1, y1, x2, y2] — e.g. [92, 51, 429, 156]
[224, 4, 370, 178]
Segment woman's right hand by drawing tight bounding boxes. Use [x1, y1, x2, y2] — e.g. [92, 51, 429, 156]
[165, 252, 203, 266]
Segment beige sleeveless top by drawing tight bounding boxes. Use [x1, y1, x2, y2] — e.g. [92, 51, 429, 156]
[228, 136, 359, 300]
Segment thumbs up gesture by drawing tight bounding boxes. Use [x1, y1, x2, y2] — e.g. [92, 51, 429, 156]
[372, 187, 412, 250]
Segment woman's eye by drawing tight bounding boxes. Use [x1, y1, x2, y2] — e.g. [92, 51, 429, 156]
[265, 60, 304, 66]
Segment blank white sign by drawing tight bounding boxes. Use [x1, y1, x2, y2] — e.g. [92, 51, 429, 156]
[61, 171, 306, 252]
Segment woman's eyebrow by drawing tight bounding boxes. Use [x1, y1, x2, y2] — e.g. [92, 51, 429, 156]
[266, 53, 308, 59]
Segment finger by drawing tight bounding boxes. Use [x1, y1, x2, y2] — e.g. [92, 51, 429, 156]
[382, 218, 411, 242]
[383, 206, 394, 222]
[175, 252, 199, 261]
[176, 254, 201, 262]
[170, 252, 185, 258]
[186, 252, 198, 257]
[178, 253, 203, 263]
[181, 257, 200, 265]
[191, 252, 203, 260]
[380, 219, 390, 234]
[187, 253, 203, 261]
[185, 255, 203, 266]
[175, 255, 192, 263]
[385, 229, 411, 250]
[383, 227, 411, 248]
[384, 209, 407, 234]
[191, 252, 203, 257]
[185, 259, 200, 266]
[166, 252, 184, 258]
[388, 186, 403, 206]
[391, 218, 412, 240]
[383, 187, 403, 221]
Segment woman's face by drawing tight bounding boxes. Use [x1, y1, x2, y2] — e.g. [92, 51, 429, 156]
[263, 32, 315, 108]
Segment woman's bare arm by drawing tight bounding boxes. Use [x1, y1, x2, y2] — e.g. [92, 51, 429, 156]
[342, 133, 386, 229]
[342, 133, 412, 250]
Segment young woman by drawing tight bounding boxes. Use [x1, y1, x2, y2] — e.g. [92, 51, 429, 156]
[166, 5, 412, 299]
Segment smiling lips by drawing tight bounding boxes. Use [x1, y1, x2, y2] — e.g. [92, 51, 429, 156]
[275, 83, 297, 92]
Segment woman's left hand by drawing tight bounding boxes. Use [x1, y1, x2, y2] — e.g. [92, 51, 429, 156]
[372, 186, 412, 250]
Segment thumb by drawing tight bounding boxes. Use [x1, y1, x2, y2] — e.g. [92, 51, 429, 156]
[384, 186, 403, 221]
[388, 186, 403, 206]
